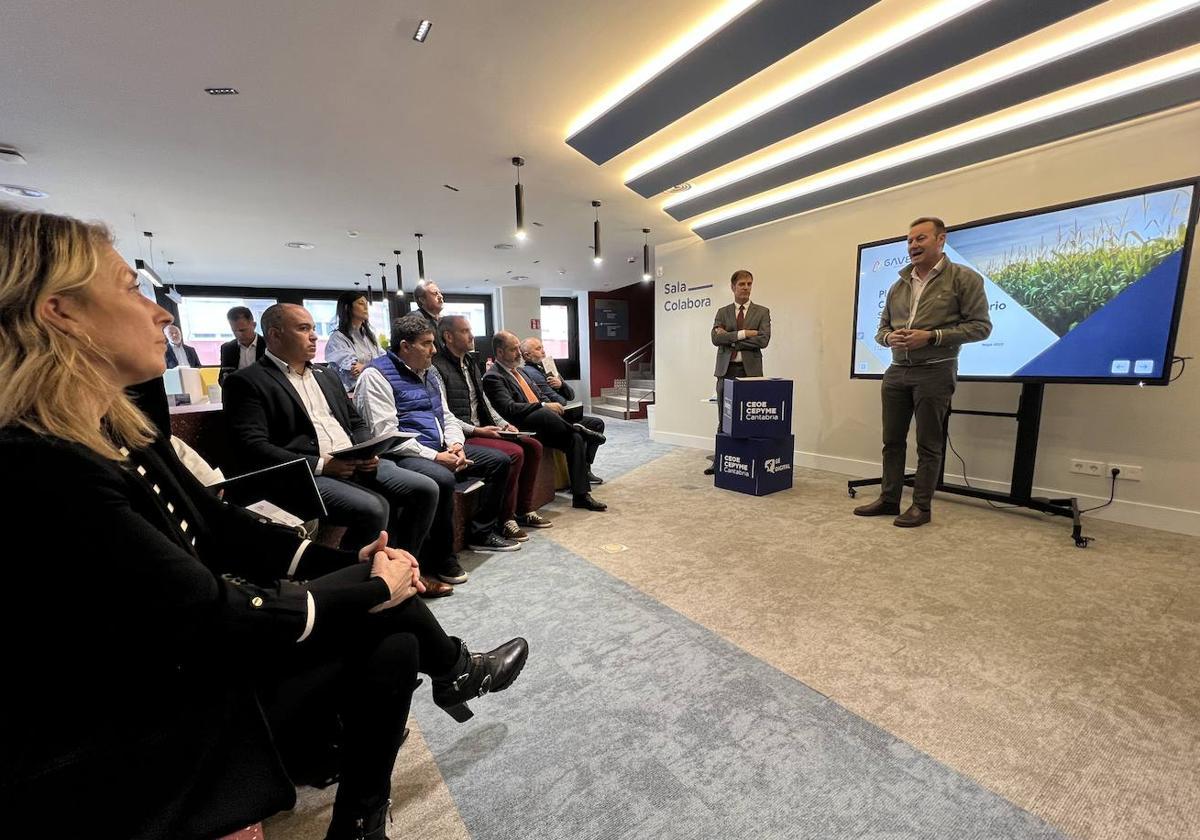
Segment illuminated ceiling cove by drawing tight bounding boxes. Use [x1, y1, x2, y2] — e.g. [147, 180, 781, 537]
[567, 0, 1200, 240]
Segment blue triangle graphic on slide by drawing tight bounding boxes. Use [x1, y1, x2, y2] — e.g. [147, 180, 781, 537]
[1014, 250, 1183, 379]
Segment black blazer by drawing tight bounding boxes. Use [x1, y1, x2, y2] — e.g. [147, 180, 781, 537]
[482, 364, 549, 423]
[219, 335, 267, 384]
[0, 426, 373, 839]
[222, 355, 370, 473]
[164, 342, 202, 369]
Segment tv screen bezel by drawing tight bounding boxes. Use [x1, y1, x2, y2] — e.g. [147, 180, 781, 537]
[849, 176, 1200, 386]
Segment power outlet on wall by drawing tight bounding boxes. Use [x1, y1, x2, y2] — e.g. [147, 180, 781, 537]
[1069, 459, 1106, 477]
[1109, 463, 1144, 481]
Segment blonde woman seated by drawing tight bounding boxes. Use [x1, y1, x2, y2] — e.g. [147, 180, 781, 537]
[0, 206, 528, 840]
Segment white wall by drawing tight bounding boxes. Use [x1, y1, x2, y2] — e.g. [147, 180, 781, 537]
[496, 285, 542, 336]
[496, 285, 590, 407]
[653, 106, 1200, 535]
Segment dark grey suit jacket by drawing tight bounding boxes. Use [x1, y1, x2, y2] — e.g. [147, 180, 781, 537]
[711, 301, 771, 376]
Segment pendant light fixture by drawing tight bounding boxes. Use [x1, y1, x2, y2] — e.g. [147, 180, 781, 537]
[135, 230, 164, 287]
[512, 156, 526, 241]
[393, 249, 405, 298]
[365, 272, 373, 302]
[378, 262, 388, 300]
[591, 201, 602, 266]
[642, 228, 652, 281]
[414, 233, 426, 280]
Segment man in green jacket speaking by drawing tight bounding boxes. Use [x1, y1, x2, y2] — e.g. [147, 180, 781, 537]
[854, 216, 992, 527]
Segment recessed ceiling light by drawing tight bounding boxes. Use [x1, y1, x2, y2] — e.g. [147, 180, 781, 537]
[494, 243, 514, 250]
[346, 230, 360, 238]
[513, 275, 530, 281]
[0, 147, 28, 165]
[413, 20, 432, 42]
[204, 87, 240, 95]
[532, 259, 541, 264]
[285, 241, 315, 250]
[0, 184, 47, 198]
[668, 183, 692, 192]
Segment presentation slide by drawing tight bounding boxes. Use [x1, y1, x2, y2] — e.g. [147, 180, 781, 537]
[852, 183, 1196, 382]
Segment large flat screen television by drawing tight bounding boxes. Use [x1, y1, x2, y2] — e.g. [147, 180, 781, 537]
[850, 179, 1198, 385]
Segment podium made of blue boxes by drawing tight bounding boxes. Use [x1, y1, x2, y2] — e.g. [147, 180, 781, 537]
[715, 378, 794, 496]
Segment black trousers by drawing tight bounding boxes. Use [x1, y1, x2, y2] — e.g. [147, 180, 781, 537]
[263, 564, 460, 813]
[517, 407, 593, 496]
[387, 443, 511, 568]
[575, 415, 605, 465]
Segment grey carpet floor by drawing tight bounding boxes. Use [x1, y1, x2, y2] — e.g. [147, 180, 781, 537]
[412, 420, 1064, 840]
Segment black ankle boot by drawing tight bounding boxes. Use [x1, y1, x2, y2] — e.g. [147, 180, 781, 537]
[432, 636, 529, 722]
[324, 797, 391, 840]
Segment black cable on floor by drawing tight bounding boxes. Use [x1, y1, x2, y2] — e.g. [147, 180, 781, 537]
[945, 429, 1021, 510]
[1080, 471, 1119, 514]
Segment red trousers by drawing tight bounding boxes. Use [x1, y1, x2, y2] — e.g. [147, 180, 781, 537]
[468, 435, 544, 520]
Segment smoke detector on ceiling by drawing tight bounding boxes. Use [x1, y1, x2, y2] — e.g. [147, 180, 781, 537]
[668, 183, 692, 192]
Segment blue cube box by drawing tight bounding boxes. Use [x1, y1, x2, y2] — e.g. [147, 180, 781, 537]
[722, 378, 793, 439]
[714, 434, 794, 496]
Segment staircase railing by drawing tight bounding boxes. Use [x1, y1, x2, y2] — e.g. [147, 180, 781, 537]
[622, 340, 654, 419]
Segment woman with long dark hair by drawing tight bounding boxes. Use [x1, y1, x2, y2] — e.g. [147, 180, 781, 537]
[325, 290, 385, 392]
[0, 206, 528, 840]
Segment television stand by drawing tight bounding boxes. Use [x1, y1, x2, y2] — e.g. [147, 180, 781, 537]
[847, 383, 1091, 547]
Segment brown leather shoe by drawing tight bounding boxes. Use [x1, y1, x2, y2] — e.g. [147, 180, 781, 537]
[419, 575, 454, 598]
[853, 498, 901, 516]
[893, 505, 931, 527]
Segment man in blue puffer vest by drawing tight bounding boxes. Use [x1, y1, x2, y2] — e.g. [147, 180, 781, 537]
[354, 314, 520, 588]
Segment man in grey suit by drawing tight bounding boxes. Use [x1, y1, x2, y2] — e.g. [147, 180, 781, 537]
[705, 269, 771, 475]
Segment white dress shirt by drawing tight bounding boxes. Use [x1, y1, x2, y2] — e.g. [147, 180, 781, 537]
[354, 362, 466, 459]
[238, 340, 259, 370]
[169, 342, 192, 368]
[906, 256, 945, 329]
[264, 350, 353, 473]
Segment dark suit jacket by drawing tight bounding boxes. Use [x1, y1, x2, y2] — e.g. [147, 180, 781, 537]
[219, 335, 267, 384]
[712, 301, 771, 376]
[222, 356, 371, 473]
[0, 426, 372, 839]
[482, 364, 550, 424]
[415, 307, 443, 349]
[164, 342, 202, 369]
[524, 362, 574, 401]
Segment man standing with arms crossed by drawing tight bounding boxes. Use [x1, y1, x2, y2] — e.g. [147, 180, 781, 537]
[706, 269, 770, 475]
[854, 216, 992, 527]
